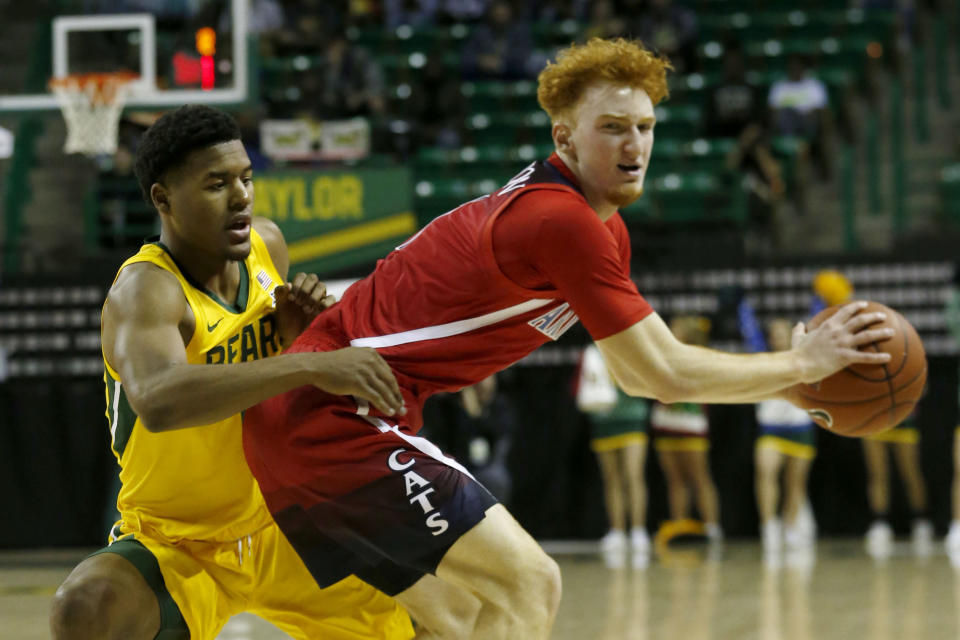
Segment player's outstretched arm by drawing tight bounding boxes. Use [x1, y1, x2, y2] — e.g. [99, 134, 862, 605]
[595, 301, 893, 404]
[102, 265, 404, 432]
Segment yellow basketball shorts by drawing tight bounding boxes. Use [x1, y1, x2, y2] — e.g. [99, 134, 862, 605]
[99, 520, 414, 640]
[865, 425, 919, 444]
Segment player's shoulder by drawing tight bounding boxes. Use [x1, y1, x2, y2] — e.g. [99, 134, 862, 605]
[507, 186, 594, 222]
[252, 216, 287, 267]
[106, 261, 186, 319]
[253, 216, 283, 247]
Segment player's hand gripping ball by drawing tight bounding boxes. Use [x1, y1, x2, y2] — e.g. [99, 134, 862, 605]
[792, 302, 927, 437]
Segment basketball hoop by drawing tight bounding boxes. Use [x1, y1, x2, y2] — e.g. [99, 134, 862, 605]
[48, 72, 139, 156]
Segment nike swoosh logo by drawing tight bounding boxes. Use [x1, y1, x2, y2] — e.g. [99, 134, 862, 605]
[207, 317, 224, 332]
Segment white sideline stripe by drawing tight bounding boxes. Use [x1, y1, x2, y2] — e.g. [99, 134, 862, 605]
[110, 379, 121, 444]
[363, 416, 476, 480]
[350, 298, 554, 349]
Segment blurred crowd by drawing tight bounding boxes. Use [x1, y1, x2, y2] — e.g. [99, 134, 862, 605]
[83, 0, 925, 256]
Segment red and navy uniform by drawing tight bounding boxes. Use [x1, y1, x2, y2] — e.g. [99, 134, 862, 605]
[243, 154, 653, 594]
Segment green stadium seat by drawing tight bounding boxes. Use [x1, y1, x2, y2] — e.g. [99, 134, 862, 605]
[461, 80, 540, 112]
[530, 20, 580, 48]
[939, 163, 960, 225]
[654, 104, 704, 138]
[667, 72, 720, 108]
[413, 174, 519, 224]
[463, 110, 552, 146]
[645, 171, 748, 225]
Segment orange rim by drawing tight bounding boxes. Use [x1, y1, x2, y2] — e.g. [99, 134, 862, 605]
[49, 72, 139, 105]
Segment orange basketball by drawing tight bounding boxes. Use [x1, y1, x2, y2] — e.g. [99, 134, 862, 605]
[790, 302, 927, 437]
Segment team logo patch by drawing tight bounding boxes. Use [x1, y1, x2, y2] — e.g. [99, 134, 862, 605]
[528, 302, 579, 340]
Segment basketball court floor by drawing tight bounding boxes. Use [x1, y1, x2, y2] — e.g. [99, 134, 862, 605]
[2, 539, 957, 639]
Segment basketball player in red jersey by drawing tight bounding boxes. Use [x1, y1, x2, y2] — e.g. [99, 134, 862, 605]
[243, 38, 894, 638]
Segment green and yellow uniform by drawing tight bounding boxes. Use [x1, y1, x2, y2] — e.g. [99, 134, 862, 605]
[589, 389, 649, 452]
[99, 231, 413, 640]
[755, 398, 817, 460]
[651, 402, 710, 452]
[866, 413, 919, 444]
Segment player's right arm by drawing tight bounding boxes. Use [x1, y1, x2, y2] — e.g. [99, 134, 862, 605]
[102, 264, 404, 432]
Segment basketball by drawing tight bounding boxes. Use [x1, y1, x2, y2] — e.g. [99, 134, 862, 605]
[791, 302, 927, 437]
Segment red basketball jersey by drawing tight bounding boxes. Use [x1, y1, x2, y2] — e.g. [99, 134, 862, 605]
[289, 154, 653, 428]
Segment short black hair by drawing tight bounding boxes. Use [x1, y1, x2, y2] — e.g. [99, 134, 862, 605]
[134, 104, 242, 204]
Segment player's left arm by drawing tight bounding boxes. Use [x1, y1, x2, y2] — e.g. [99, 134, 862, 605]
[523, 206, 890, 404]
[597, 302, 892, 404]
[254, 217, 335, 348]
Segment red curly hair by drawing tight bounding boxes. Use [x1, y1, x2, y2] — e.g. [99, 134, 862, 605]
[537, 38, 672, 121]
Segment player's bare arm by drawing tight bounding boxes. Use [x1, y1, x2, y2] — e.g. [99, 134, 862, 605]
[596, 301, 893, 404]
[102, 263, 404, 432]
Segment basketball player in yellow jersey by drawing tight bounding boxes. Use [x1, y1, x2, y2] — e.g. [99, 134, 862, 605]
[50, 105, 412, 640]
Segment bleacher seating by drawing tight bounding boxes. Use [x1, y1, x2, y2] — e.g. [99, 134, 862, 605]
[84, 3, 899, 251]
[517, 260, 957, 367]
[0, 283, 106, 379]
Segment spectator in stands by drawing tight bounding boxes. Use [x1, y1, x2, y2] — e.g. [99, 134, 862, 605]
[420, 375, 516, 503]
[302, 31, 386, 120]
[530, 0, 590, 22]
[461, 1, 539, 80]
[345, 0, 381, 26]
[636, 0, 698, 74]
[218, 0, 286, 35]
[234, 107, 273, 171]
[705, 45, 787, 250]
[277, 0, 343, 55]
[384, 0, 440, 28]
[768, 54, 833, 179]
[437, 0, 490, 23]
[87, 0, 189, 19]
[456, 375, 517, 503]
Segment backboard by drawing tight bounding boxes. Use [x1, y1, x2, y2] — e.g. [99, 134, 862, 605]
[0, 0, 249, 112]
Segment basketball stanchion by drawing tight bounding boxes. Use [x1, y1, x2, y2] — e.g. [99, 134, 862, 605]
[48, 71, 139, 156]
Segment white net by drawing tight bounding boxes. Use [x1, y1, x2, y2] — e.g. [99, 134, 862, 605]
[49, 73, 137, 156]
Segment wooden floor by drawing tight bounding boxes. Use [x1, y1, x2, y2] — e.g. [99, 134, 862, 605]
[3, 540, 957, 639]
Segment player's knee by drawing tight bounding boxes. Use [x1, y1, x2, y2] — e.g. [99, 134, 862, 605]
[431, 592, 482, 638]
[50, 574, 120, 639]
[539, 553, 562, 616]
[512, 547, 561, 622]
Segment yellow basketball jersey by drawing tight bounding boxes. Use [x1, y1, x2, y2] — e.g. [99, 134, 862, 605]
[103, 229, 284, 543]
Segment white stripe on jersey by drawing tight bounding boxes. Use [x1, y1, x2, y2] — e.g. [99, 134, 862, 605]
[363, 416, 476, 480]
[350, 298, 555, 349]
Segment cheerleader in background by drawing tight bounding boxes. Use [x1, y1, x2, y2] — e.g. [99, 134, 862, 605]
[755, 319, 817, 555]
[579, 344, 652, 557]
[651, 316, 723, 544]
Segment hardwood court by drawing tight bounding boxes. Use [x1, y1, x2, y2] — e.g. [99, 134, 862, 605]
[2, 540, 956, 639]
